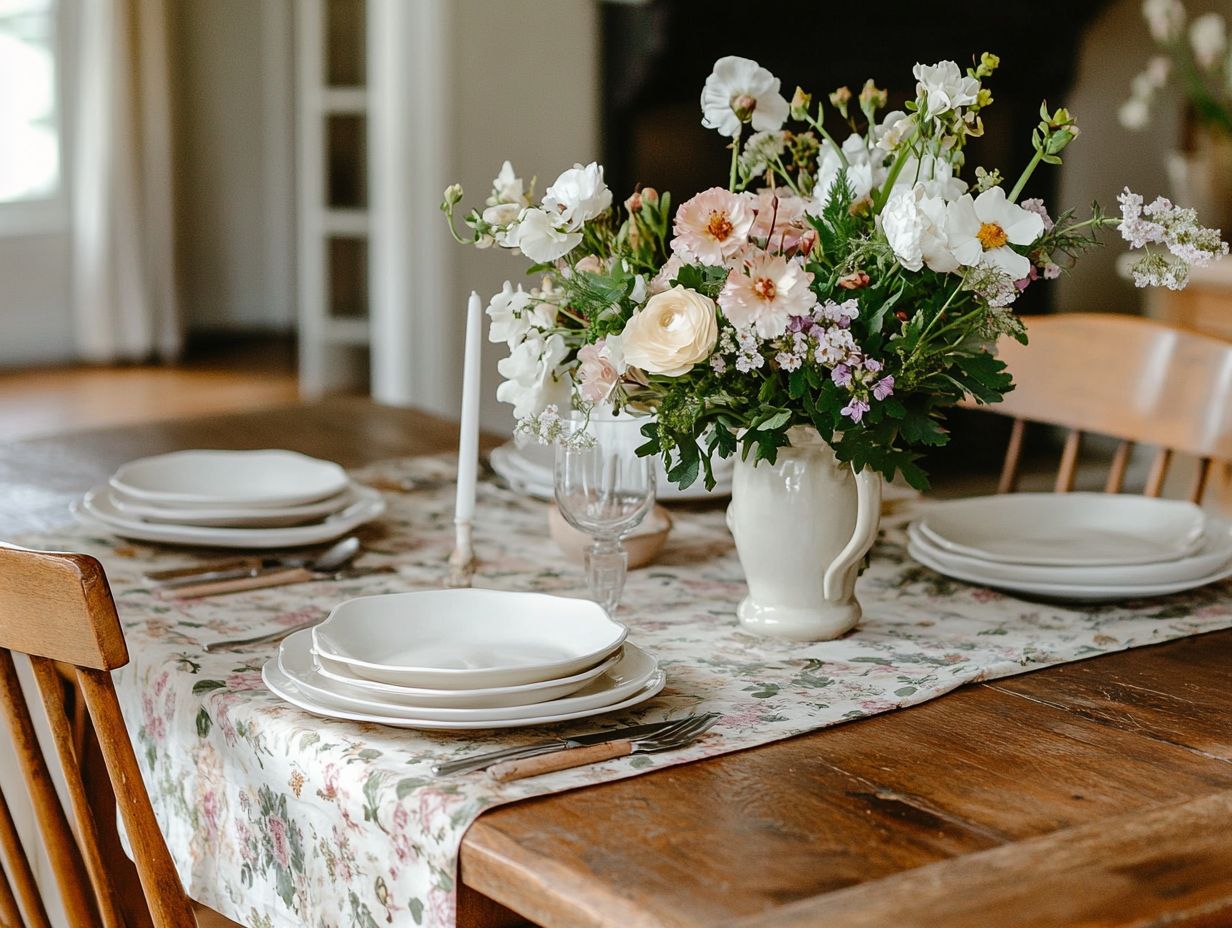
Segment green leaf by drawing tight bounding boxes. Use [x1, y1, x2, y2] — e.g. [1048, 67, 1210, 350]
[195, 707, 212, 738]
[191, 679, 226, 696]
[757, 409, 792, 431]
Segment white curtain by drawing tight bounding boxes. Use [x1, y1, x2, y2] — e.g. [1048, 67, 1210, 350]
[72, 0, 180, 362]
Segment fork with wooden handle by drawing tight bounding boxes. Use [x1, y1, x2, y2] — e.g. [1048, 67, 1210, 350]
[165, 565, 393, 599]
[487, 714, 718, 782]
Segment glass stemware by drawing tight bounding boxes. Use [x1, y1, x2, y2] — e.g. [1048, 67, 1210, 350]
[554, 414, 656, 613]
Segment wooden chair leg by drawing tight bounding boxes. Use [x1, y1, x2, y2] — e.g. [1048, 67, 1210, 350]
[998, 419, 1026, 494]
[1055, 430, 1082, 493]
[1190, 458, 1212, 504]
[1145, 448, 1172, 497]
[1105, 441, 1134, 494]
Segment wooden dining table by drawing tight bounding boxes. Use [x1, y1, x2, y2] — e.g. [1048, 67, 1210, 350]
[3, 396, 1231, 928]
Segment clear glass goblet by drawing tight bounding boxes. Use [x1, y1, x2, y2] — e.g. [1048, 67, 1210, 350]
[554, 414, 656, 614]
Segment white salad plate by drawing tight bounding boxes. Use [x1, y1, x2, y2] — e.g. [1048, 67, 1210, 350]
[280, 630, 659, 719]
[74, 484, 385, 548]
[907, 521, 1232, 586]
[313, 589, 627, 689]
[262, 658, 666, 730]
[907, 539, 1232, 603]
[490, 442, 732, 502]
[917, 493, 1206, 567]
[109, 484, 359, 528]
[312, 641, 626, 708]
[110, 449, 350, 508]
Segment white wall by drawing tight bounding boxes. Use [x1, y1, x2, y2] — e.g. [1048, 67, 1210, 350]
[170, 0, 295, 335]
[1056, 0, 1232, 314]
[369, 0, 600, 433]
[0, 230, 74, 366]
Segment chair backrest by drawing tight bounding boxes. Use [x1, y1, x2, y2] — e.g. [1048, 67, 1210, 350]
[985, 312, 1232, 500]
[0, 544, 196, 928]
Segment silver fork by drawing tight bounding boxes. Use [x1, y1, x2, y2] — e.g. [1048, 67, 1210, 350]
[201, 618, 320, 653]
[488, 713, 719, 782]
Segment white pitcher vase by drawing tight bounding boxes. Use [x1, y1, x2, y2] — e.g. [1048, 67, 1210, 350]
[726, 426, 881, 640]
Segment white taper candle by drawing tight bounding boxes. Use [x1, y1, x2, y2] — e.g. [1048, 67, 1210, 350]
[454, 290, 482, 528]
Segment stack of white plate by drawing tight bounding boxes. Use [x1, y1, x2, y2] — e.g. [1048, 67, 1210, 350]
[908, 493, 1232, 603]
[72, 450, 386, 548]
[491, 441, 733, 502]
[262, 589, 665, 730]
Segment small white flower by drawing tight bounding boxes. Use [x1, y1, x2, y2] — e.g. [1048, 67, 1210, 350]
[1119, 97, 1151, 131]
[875, 110, 914, 150]
[812, 134, 884, 209]
[700, 56, 789, 139]
[946, 187, 1045, 281]
[486, 282, 534, 347]
[543, 162, 612, 232]
[739, 130, 789, 176]
[496, 334, 571, 418]
[912, 60, 981, 118]
[1190, 12, 1227, 69]
[487, 161, 524, 205]
[507, 207, 582, 263]
[1143, 0, 1185, 42]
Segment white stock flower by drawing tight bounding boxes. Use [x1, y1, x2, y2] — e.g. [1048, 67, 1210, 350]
[486, 282, 534, 347]
[507, 207, 582, 263]
[543, 162, 613, 231]
[896, 153, 967, 201]
[1190, 12, 1227, 69]
[881, 185, 962, 274]
[1143, 0, 1185, 42]
[912, 60, 981, 118]
[874, 110, 914, 150]
[496, 334, 571, 418]
[946, 187, 1045, 281]
[621, 286, 719, 376]
[487, 161, 524, 205]
[700, 56, 789, 139]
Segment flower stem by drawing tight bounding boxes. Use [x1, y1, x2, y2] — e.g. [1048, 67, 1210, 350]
[729, 130, 743, 191]
[1007, 149, 1044, 203]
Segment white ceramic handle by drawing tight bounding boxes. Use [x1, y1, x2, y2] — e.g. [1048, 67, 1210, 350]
[822, 467, 882, 601]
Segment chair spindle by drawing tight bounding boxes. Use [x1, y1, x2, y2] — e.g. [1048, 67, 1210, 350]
[1104, 441, 1134, 493]
[998, 418, 1026, 494]
[1054, 430, 1082, 493]
[1145, 448, 1173, 497]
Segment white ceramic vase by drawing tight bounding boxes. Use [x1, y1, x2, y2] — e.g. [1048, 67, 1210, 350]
[726, 426, 881, 641]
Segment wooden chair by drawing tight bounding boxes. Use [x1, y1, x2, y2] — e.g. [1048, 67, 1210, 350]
[0, 544, 201, 928]
[986, 312, 1232, 501]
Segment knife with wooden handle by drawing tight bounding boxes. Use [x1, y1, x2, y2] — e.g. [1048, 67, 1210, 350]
[488, 740, 635, 782]
[163, 565, 394, 599]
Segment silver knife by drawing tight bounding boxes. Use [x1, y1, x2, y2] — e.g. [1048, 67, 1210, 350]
[431, 714, 711, 778]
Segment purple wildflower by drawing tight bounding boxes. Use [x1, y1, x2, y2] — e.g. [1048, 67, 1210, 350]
[831, 363, 852, 387]
[872, 375, 895, 400]
[841, 398, 870, 423]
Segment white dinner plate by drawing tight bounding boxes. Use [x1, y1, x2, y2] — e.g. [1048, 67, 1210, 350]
[74, 484, 386, 549]
[908, 539, 1232, 603]
[262, 658, 666, 730]
[918, 493, 1206, 567]
[312, 641, 626, 708]
[111, 450, 350, 508]
[490, 442, 732, 502]
[109, 484, 359, 527]
[281, 630, 659, 719]
[312, 589, 627, 689]
[907, 521, 1232, 586]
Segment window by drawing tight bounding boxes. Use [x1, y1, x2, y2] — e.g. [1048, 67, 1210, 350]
[0, 0, 60, 207]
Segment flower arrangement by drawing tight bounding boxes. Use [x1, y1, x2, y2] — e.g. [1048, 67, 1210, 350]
[444, 53, 1226, 491]
[1121, 0, 1232, 136]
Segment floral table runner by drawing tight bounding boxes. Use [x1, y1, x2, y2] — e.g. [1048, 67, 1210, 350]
[18, 454, 1232, 928]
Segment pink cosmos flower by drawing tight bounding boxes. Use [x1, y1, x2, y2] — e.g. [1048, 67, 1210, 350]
[718, 253, 817, 339]
[747, 190, 810, 252]
[671, 187, 754, 265]
[575, 339, 621, 403]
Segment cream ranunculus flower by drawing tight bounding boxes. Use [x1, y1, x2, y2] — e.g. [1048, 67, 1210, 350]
[620, 286, 719, 377]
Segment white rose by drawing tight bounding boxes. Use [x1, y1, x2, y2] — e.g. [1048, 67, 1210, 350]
[912, 60, 981, 117]
[620, 286, 719, 377]
[543, 162, 612, 231]
[507, 207, 582, 263]
[496, 334, 570, 418]
[882, 185, 961, 274]
[1190, 12, 1227, 69]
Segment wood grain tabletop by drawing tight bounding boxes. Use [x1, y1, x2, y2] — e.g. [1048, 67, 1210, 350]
[4, 398, 1229, 928]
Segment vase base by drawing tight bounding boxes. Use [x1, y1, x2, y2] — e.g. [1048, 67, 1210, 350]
[736, 597, 861, 641]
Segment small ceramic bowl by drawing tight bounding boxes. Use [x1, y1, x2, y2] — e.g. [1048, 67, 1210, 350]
[548, 504, 673, 569]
